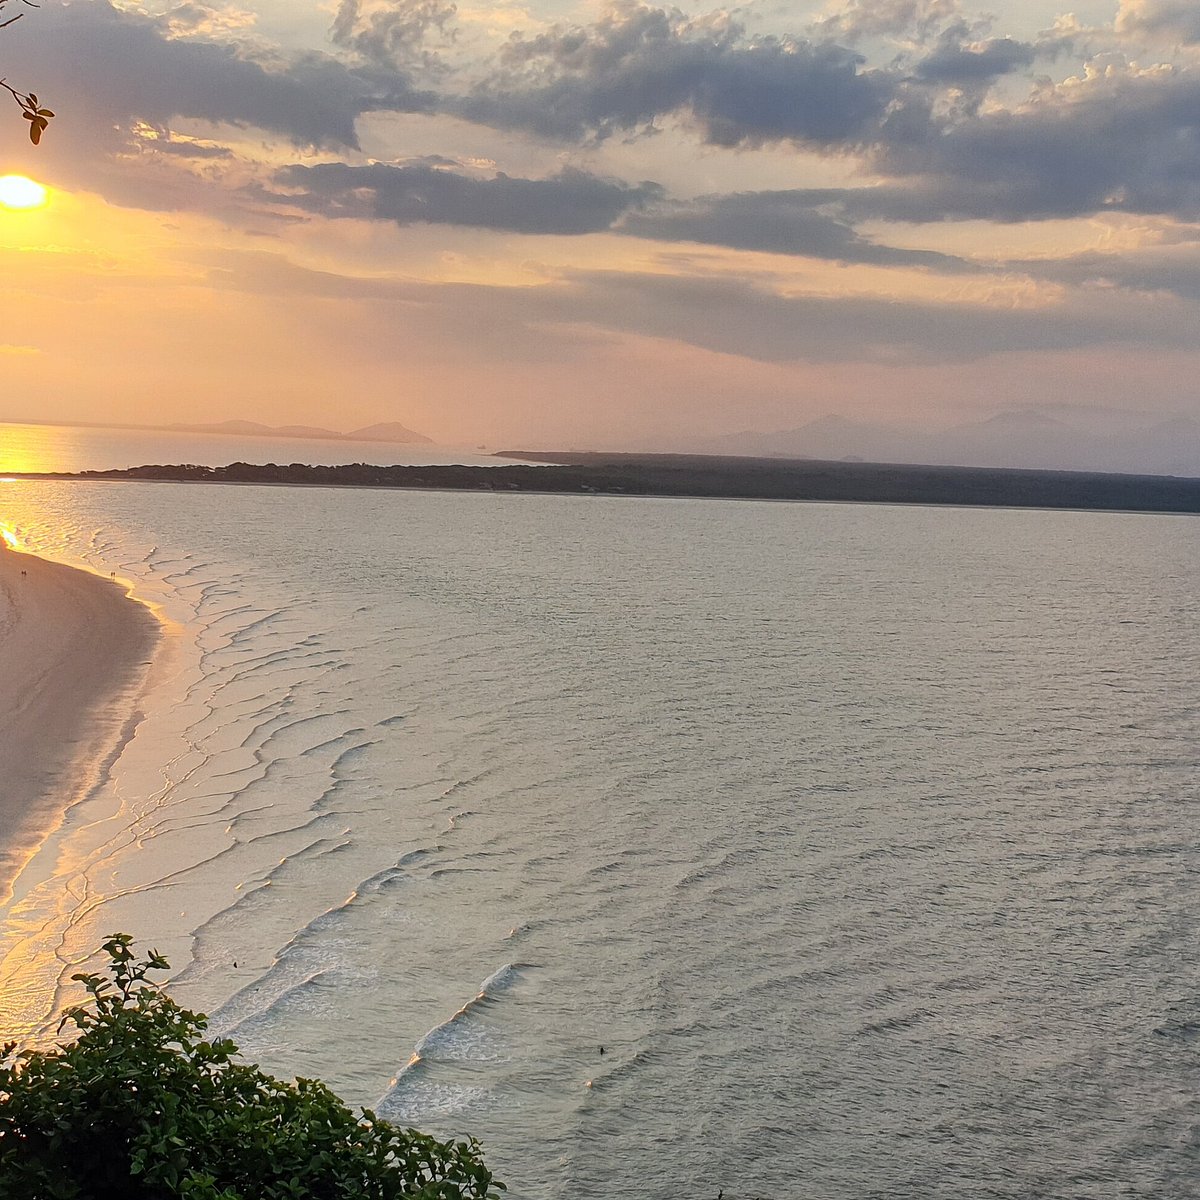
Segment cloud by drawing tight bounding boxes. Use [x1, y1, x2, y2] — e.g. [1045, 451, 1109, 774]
[865, 64, 1200, 221]
[814, 0, 965, 45]
[270, 162, 971, 267]
[131, 124, 235, 158]
[454, 2, 895, 147]
[156, 2, 261, 39]
[15, 0, 1200, 239]
[1117, 0, 1200, 43]
[273, 161, 663, 233]
[200, 249, 1200, 366]
[331, 0, 458, 68]
[544, 270, 1172, 363]
[622, 190, 971, 269]
[1012, 247, 1200, 302]
[914, 34, 1037, 85]
[14, 0, 436, 155]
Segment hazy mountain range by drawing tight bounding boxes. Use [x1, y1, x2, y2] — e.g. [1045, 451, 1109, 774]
[699, 411, 1200, 477]
[167, 420, 433, 445]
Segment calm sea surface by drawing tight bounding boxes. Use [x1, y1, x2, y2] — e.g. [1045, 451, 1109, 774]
[0, 450, 1197, 1197]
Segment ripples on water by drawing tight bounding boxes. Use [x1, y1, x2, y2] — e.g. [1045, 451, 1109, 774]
[0, 479, 1197, 1199]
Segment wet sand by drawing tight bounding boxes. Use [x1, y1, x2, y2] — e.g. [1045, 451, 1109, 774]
[0, 544, 158, 898]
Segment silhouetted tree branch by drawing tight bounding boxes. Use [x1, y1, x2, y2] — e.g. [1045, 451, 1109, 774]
[1, 0, 52, 143]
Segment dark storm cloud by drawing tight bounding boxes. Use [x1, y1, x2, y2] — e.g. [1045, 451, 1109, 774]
[623, 191, 971, 269]
[274, 162, 663, 234]
[454, 3, 895, 147]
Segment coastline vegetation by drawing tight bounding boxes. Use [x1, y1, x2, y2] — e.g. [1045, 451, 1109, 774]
[32, 453, 1200, 515]
[0, 934, 502, 1199]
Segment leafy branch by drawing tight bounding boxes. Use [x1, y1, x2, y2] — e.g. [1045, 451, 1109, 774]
[0, 0, 31, 32]
[1, 0, 52, 143]
[0, 80, 52, 142]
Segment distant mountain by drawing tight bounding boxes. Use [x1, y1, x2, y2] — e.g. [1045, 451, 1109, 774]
[701, 416, 925, 463]
[933, 412, 1111, 471]
[167, 419, 433, 445]
[345, 422, 433, 445]
[169, 419, 342, 439]
[700, 409, 1200, 476]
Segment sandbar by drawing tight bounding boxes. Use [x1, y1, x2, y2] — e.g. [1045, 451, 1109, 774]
[0, 544, 158, 899]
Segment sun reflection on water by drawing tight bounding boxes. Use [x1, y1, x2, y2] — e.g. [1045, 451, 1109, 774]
[0, 423, 84, 475]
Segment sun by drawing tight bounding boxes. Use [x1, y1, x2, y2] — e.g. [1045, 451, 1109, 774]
[0, 175, 48, 209]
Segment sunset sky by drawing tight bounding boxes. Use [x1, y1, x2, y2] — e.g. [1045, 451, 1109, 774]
[3, 0, 1200, 449]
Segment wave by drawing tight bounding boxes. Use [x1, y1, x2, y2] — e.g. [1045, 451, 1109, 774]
[376, 962, 533, 1122]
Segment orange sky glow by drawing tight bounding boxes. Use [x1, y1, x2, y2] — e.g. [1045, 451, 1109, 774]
[3, 0, 1200, 466]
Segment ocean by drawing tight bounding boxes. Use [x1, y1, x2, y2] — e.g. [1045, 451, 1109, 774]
[0, 421, 504, 474]
[0, 425, 1197, 1198]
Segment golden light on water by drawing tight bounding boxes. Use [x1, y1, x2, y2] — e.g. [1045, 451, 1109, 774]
[0, 175, 48, 209]
[1, 526, 19, 550]
[0, 425, 80, 475]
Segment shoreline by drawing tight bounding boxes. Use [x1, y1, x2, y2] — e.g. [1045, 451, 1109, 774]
[0, 542, 160, 903]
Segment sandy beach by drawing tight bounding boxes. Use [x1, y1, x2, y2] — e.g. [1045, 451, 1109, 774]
[0, 542, 159, 900]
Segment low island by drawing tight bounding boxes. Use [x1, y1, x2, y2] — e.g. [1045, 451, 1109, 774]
[12, 451, 1200, 514]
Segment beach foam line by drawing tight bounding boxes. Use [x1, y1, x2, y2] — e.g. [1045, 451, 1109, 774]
[0, 536, 160, 903]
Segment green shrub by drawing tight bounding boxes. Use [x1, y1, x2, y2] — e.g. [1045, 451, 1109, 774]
[0, 934, 503, 1200]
